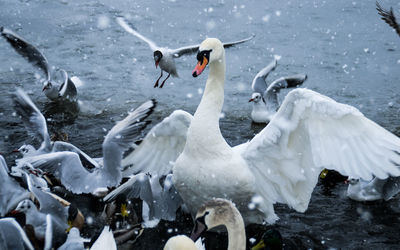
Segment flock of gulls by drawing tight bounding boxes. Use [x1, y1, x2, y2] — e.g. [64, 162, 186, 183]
[0, 2, 400, 250]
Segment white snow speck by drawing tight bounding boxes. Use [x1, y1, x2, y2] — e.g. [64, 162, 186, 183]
[363, 48, 369, 53]
[97, 15, 110, 29]
[275, 10, 281, 16]
[274, 54, 282, 61]
[186, 93, 193, 98]
[262, 14, 271, 22]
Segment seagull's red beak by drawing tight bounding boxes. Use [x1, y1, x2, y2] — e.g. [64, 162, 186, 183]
[249, 98, 255, 102]
[155, 61, 159, 68]
[192, 56, 208, 77]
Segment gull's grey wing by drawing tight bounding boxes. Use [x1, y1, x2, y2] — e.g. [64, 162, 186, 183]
[26, 174, 68, 224]
[376, 2, 400, 37]
[103, 173, 153, 204]
[159, 174, 183, 221]
[0, 218, 34, 250]
[1, 27, 51, 81]
[58, 70, 78, 101]
[251, 59, 278, 94]
[0, 156, 31, 216]
[52, 141, 101, 169]
[171, 35, 255, 58]
[102, 100, 156, 171]
[12, 88, 51, 152]
[116, 17, 158, 51]
[382, 176, 400, 200]
[264, 73, 307, 112]
[19, 151, 94, 194]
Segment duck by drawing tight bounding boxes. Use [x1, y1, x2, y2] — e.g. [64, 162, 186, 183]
[249, 59, 307, 123]
[116, 17, 254, 88]
[0, 27, 78, 101]
[172, 37, 400, 225]
[190, 198, 246, 250]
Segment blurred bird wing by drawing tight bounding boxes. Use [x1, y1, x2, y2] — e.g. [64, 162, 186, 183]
[12, 88, 51, 151]
[1, 27, 51, 81]
[116, 17, 158, 51]
[90, 226, 117, 250]
[121, 110, 192, 177]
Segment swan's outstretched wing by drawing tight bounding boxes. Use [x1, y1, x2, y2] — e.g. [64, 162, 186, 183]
[122, 110, 192, 177]
[0, 218, 34, 250]
[1, 27, 51, 81]
[242, 88, 400, 217]
[116, 17, 158, 51]
[12, 88, 51, 151]
[251, 59, 278, 95]
[376, 2, 400, 37]
[102, 100, 156, 172]
[170, 35, 255, 58]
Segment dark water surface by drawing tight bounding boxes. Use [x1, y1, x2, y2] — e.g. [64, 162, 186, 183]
[1, 0, 400, 249]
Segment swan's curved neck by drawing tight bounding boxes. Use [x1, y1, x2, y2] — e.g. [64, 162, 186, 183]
[225, 209, 246, 250]
[186, 55, 229, 154]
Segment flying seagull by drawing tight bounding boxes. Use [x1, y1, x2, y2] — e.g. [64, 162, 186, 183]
[116, 17, 254, 88]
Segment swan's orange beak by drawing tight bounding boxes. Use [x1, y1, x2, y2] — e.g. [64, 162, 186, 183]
[192, 56, 208, 77]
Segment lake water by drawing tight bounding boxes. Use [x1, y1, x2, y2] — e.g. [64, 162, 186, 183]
[1, 0, 399, 248]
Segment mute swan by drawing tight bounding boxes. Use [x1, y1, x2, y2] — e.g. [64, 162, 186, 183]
[172, 38, 400, 224]
[249, 59, 307, 123]
[191, 198, 246, 250]
[116, 17, 254, 88]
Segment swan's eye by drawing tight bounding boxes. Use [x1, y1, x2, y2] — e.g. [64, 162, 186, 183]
[196, 49, 212, 64]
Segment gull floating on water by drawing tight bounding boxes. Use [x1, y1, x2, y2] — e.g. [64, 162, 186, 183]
[17, 99, 156, 194]
[116, 17, 254, 88]
[171, 38, 400, 224]
[249, 59, 307, 123]
[0, 27, 78, 101]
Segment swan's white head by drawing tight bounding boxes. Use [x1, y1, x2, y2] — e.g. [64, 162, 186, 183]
[192, 38, 224, 77]
[190, 198, 240, 241]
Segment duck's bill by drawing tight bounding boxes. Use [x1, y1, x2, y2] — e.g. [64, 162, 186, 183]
[192, 57, 208, 77]
[251, 239, 265, 250]
[190, 219, 207, 242]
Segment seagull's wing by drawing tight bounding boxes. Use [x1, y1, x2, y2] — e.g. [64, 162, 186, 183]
[241, 88, 400, 223]
[52, 141, 101, 169]
[103, 173, 153, 205]
[44, 214, 52, 250]
[158, 174, 183, 221]
[170, 35, 255, 58]
[251, 59, 278, 94]
[376, 2, 400, 37]
[26, 174, 68, 223]
[90, 226, 117, 250]
[12, 88, 51, 151]
[0, 218, 34, 250]
[264, 73, 307, 112]
[122, 110, 192, 177]
[1, 27, 51, 81]
[102, 100, 156, 172]
[116, 17, 158, 51]
[58, 70, 78, 101]
[0, 156, 31, 216]
[19, 151, 95, 194]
